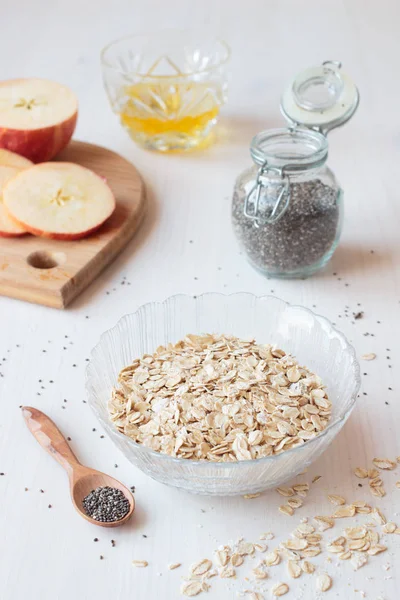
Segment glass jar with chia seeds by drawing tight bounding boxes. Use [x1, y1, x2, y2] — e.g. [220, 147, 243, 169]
[232, 61, 359, 278]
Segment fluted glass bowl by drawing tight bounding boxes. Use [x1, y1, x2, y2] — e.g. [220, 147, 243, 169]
[86, 293, 360, 496]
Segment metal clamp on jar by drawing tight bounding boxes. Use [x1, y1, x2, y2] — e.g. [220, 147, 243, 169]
[232, 61, 359, 278]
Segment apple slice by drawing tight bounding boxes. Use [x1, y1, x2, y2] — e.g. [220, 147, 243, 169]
[3, 162, 116, 240]
[0, 165, 29, 237]
[0, 148, 33, 169]
[0, 79, 78, 162]
[0, 150, 32, 237]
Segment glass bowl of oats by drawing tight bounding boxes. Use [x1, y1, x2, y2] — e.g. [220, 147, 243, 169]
[86, 293, 360, 496]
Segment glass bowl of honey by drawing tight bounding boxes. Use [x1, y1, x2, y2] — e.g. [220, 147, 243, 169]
[101, 30, 230, 152]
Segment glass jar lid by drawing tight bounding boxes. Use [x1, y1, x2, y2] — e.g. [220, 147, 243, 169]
[280, 61, 359, 133]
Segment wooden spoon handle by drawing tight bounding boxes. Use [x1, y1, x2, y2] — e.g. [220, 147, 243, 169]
[22, 406, 80, 474]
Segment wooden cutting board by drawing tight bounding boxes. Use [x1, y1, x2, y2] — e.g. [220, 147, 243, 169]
[0, 140, 145, 308]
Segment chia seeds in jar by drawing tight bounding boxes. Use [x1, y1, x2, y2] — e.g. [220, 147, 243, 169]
[232, 61, 359, 279]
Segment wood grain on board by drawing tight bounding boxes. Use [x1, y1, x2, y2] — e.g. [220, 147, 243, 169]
[0, 140, 145, 308]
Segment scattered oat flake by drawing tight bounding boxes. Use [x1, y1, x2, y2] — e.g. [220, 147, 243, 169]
[368, 468, 379, 479]
[214, 550, 229, 567]
[219, 564, 236, 578]
[272, 583, 289, 597]
[368, 544, 387, 555]
[244, 493, 261, 499]
[252, 567, 268, 580]
[372, 458, 397, 470]
[354, 467, 369, 479]
[168, 562, 181, 570]
[361, 353, 376, 361]
[373, 508, 387, 525]
[316, 573, 332, 592]
[327, 494, 346, 506]
[132, 560, 148, 567]
[345, 526, 367, 540]
[339, 550, 352, 560]
[333, 505, 356, 518]
[247, 593, 264, 600]
[301, 560, 315, 573]
[265, 550, 281, 566]
[351, 552, 368, 570]
[260, 532, 274, 541]
[190, 559, 212, 576]
[287, 497, 303, 509]
[276, 486, 295, 497]
[314, 516, 334, 530]
[382, 522, 397, 534]
[312, 475, 322, 483]
[284, 538, 308, 551]
[237, 541, 255, 556]
[254, 543, 267, 552]
[231, 553, 244, 567]
[287, 560, 302, 578]
[180, 581, 204, 597]
[395, 481, 400, 489]
[301, 547, 321, 558]
[279, 504, 294, 516]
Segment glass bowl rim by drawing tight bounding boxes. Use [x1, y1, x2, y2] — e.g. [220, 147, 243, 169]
[86, 292, 361, 469]
[100, 30, 231, 78]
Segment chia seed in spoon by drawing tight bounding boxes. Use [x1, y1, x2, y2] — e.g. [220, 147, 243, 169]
[82, 486, 130, 522]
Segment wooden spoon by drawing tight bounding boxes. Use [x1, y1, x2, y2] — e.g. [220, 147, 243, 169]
[22, 406, 135, 527]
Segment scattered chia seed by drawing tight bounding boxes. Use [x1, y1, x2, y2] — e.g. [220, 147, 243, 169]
[232, 179, 340, 275]
[100, 555, 104, 560]
[82, 486, 130, 523]
[111, 540, 116, 547]
[94, 538, 99, 542]
[354, 311, 364, 320]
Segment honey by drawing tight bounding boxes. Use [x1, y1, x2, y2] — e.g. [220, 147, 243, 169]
[117, 81, 222, 151]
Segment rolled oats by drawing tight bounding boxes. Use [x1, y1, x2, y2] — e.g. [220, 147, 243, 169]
[272, 582, 289, 597]
[132, 560, 148, 567]
[109, 335, 331, 461]
[372, 458, 397, 470]
[382, 522, 397, 534]
[301, 560, 315, 573]
[287, 560, 302, 578]
[190, 559, 212, 577]
[354, 467, 369, 479]
[327, 494, 346, 506]
[264, 550, 281, 566]
[276, 486, 295, 497]
[316, 573, 332, 592]
[231, 553, 244, 567]
[279, 504, 294, 516]
[180, 581, 204, 597]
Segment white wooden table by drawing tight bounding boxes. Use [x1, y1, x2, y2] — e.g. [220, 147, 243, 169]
[1, 1, 400, 598]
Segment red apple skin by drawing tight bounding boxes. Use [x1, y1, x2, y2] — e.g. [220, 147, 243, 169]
[0, 229, 27, 238]
[0, 111, 77, 163]
[8, 209, 115, 241]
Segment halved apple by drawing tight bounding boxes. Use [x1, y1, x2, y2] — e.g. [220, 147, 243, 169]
[3, 162, 116, 240]
[0, 79, 78, 162]
[0, 150, 32, 237]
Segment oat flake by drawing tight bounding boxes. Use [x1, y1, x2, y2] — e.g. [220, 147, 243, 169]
[272, 583, 289, 597]
[316, 573, 332, 592]
[180, 581, 204, 597]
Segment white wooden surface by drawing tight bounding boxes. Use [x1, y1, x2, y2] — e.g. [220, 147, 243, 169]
[1, 1, 400, 599]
